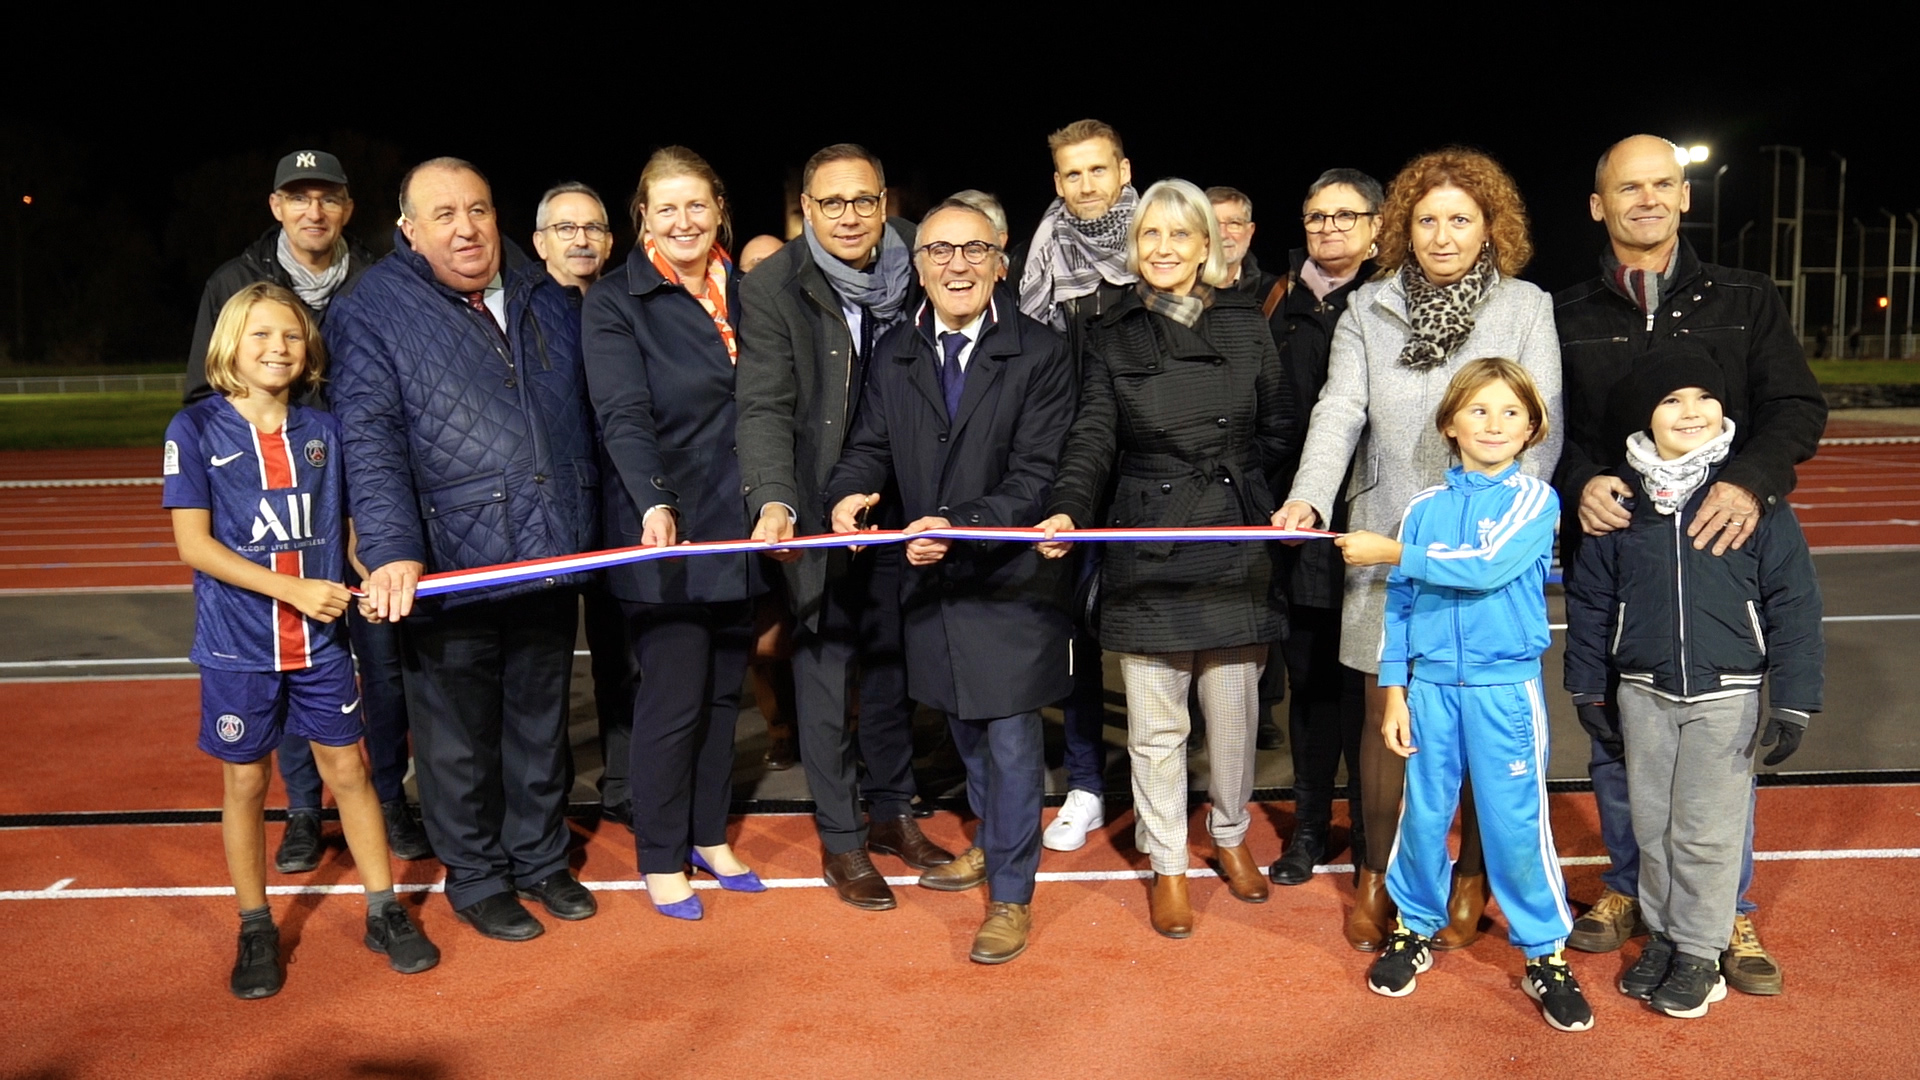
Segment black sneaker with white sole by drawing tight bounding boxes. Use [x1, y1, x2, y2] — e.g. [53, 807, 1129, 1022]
[1367, 927, 1434, 997]
[1524, 953, 1595, 1032]
[230, 922, 283, 1000]
[1649, 954, 1728, 1018]
[365, 903, 441, 974]
[1619, 931, 1675, 1000]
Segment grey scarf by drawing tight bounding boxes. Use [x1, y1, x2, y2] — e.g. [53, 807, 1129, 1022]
[276, 231, 350, 311]
[804, 219, 913, 337]
[1018, 186, 1139, 330]
[1625, 418, 1737, 515]
[1396, 246, 1497, 371]
[1137, 281, 1211, 328]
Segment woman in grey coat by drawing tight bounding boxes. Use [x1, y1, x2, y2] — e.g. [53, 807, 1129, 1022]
[1275, 147, 1563, 951]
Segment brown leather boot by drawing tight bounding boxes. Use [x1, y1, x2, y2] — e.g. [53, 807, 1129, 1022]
[1149, 873, 1193, 938]
[1432, 870, 1489, 950]
[1214, 843, 1270, 903]
[1346, 867, 1394, 952]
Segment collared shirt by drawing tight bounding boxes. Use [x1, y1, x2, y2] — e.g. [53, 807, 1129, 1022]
[480, 272, 506, 332]
[920, 298, 997, 373]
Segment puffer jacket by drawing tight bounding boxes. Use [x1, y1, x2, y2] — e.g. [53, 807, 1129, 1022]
[1563, 462, 1823, 713]
[329, 230, 599, 607]
[1379, 463, 1559, 688]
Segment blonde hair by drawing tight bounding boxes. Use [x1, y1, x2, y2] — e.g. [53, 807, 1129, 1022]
[204, 282, 323, 399]
[631, 145, 733, 253]
[1128, 179, 1230, 289]
[1434, 358, 1549, 456]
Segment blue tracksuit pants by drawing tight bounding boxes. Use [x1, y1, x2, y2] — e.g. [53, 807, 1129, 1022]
[1386, 677, 1573, 956]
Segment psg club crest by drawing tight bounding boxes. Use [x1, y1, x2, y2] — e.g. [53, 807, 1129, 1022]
[216, 714, 246, 743]
[304, 439, 327, 468]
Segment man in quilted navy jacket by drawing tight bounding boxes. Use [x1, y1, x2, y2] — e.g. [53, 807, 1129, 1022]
[330, 157, 601, 942]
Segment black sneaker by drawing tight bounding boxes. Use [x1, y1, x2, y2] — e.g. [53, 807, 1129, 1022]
[382, 800, 434, 861]
[230, 922, 283, 999]
[1524, 952, 1595, 1032]
[274, 810, 323, 874]
[1649, 954, 1728, 1018]
[1619, 931, 1675, 1000]
[1367, 926, 1433, 997]
[365, 903, 441, 974]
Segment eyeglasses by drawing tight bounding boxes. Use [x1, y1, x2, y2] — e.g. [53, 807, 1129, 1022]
[545, 222, 611, 241]
[1216, 218, 1253, 233]
[917, 240, 1000, 266]
[279, 192, 349, 212]
[809, 194, 883, 219]
[1302, 210, 1374, 233]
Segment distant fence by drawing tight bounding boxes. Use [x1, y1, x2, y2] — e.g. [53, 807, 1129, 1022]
[0, 374, 186, 395]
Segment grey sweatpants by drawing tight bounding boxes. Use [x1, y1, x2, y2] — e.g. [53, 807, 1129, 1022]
[1619, 682, 1760, 962]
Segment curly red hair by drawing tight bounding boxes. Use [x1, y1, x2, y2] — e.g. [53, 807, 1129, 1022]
[1375, 147, 1533, 278]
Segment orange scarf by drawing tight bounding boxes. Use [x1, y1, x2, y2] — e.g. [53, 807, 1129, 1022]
[645, 237, 737, 364]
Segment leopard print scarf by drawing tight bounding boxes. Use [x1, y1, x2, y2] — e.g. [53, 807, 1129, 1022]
[1395, 246, 1496, 371]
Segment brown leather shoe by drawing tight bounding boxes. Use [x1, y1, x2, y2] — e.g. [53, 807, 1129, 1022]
[823, 849, 896, 911]
[867, 813, 955, 872]
[920, 846, 987, 892]
[1149, 872, 1193, 938]
[1214, 843, 1270, 903]
[1346, 867, 1394, 952]
[1432, 870, 1489, 950]
[1566, 887, 1643, 953]
[970, 901, 1031, 964]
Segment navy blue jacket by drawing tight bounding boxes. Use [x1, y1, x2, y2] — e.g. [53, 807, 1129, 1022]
[329, 229, 599, 607]
[583, 248, 765, 605]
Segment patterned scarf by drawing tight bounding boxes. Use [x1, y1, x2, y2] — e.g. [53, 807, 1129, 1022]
[1625, 418, 1737, 515]
[1018, 186, 1139, 330]
[275, 231, 350, 311]
[803, 218, 913, 340]
[1136, 281, 1212, 328]
[1396, 246, 1497, 371]
[1603, 244, 1677, 315]
[646, 236, 736, 363]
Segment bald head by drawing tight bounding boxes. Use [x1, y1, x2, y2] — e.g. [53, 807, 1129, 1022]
[1590, 135, 1691, 269]
[1594, 134, 1684, 194]
[738, 234, 785, 273]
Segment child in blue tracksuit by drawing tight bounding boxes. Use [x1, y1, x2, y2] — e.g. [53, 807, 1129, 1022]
[1336, 358, 1588, 1032]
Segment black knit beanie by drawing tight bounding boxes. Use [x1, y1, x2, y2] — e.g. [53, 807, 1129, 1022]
[1618, 344, 1728, 432]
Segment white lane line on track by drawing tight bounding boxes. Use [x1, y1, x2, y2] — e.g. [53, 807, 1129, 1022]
[6, 850, 1916, 901]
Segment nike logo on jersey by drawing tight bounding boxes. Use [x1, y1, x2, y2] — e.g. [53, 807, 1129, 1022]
[340, 698, 360, 714]
[211, 452, 244, 467]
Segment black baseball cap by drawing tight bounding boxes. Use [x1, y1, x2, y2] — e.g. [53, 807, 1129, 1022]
[274, 150, 349, 190]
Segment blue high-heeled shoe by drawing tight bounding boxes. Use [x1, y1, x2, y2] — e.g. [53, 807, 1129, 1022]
[644, 876, 704, 921]
[689, 849, 767, 893]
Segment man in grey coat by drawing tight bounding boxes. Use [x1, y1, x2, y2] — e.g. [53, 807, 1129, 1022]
[735, 143, 952, 911]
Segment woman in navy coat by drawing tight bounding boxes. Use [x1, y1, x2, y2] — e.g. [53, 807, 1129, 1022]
[583, 147, 767, 920]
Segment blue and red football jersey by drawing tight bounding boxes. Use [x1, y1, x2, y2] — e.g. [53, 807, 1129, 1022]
[163, 397, 347, 672]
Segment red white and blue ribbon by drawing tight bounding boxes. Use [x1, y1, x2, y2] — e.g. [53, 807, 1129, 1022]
[398, 525, 1336, 599]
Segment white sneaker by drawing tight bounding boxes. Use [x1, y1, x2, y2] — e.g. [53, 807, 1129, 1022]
[1042, 789, 1105, 852]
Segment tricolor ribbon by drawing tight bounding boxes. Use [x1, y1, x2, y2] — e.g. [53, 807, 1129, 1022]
[383, 525, 1336, 599]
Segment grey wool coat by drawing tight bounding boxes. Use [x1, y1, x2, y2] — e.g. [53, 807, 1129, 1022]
[1286, 272, 1563, 673]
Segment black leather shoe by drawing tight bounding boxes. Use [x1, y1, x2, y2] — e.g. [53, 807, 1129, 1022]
[455, 892, 544, 941]
[274, 810, 323, 874]
[1269, 823, 1327, 886]
[517, 869, 597, 921]
[382, 800, 433, 861]
[599, 799, 634, 833]
[1255, 716, 1284, 751]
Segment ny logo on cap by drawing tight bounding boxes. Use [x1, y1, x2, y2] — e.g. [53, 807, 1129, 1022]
[296, 152, 316, 168]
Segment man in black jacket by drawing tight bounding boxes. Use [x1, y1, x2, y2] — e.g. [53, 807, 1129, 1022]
[735, 144, 952, 911]
[182, 150, 425, 874]
[1552, 134, 1827, 995]
[829, 200, 1077, 962]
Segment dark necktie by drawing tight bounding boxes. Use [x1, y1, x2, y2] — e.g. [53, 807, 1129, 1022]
[939, 331, 967, 420]
[467, 291, 506, 345]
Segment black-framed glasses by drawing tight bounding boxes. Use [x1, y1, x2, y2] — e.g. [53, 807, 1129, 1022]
[1302, 210, 1374, 233]
[917, 240, 1000, 266]
[279, 192, 350, 212]
[545, 222, 611, 241]
[809, 194, 883, 219]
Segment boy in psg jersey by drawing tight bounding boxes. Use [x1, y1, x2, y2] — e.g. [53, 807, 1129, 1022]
[163, 282, 437, 998]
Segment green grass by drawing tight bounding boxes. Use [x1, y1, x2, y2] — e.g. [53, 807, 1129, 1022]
[0, 392, 181, 450]
[0, 363, 181, 378]
[1810, 359, 1920, 384]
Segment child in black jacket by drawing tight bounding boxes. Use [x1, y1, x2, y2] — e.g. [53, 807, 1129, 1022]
[1564, 347, 1823, 1020]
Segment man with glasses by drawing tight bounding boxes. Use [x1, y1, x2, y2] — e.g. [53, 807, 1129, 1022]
[736, 143, 952, 911]
[827, 198, 1076, 960]
[532, 183, 614, 293]
[1208, 186, 1283, 307]
[1016, 119, 1138, 855]
[181, 150, 429, 876]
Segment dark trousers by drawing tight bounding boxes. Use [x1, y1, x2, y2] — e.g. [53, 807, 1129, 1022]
[277, 606, 411, 807]
[582, 582, 636, 807]
[625, 598, 753, 874]
[794, 546, 916, 855]
[400, 589, 576, 910]
[951, 709, 1045, 904]
[1282, 605, 1365, 831]
[1060, 547, 1109, 794]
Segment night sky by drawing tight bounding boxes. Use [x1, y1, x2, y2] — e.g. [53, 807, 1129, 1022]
[3, 43, 1913, 363]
